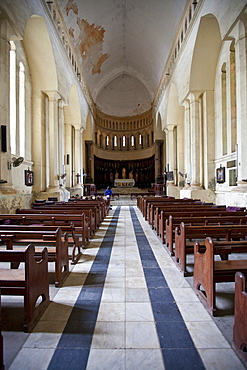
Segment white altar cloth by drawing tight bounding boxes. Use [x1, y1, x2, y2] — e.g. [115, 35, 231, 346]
[114, 179, 135, 187]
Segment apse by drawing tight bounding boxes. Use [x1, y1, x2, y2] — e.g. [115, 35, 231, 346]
[95, 73, 152, 117]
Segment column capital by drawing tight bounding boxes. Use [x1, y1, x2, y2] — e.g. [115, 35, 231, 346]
[43, 91, 61, 101]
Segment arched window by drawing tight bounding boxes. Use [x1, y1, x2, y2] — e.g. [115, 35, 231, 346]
[139, 134, 142, 145]
[19, 62, 25, 157]
[122, 135, 126, 147]
[131, 135, 135, 147]
[9, 44, 26, 157]
[221, 63, 227, 156]
[114, 135, 117, 147]
[10, 41, 17, 154]
[106, 135, 109, 147]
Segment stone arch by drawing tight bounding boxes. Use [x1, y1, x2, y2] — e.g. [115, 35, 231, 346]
[23, 15, 59, 193]
[23, 15, 58, 90]
[190, 14, 221, 91]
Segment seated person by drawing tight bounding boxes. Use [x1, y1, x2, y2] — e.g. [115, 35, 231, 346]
[104, 186, 113, 199]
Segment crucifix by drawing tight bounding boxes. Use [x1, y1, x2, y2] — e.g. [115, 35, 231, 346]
[75, 173, 81, 185]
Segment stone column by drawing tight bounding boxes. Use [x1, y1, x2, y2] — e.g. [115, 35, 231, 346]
[202, 90, 215, 190]
[46, 91, 60, 191]
[155, 139, 164, 182]
[183, 100, 191, 186]
[64, 123, 72, 187]
[57, 100, 69, 200]
[166, 125, 175, 174]
[72, 125, 84, 196]
[85, 140, 93, 183]
[189, 93, 203, 189]
[234, 21, 247, 181]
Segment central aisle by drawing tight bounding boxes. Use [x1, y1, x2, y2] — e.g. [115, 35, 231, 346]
[9, 206, 245, 370]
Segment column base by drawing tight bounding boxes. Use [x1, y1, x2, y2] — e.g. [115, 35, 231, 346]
[70, 185, 83, 198]
[180, 188, 215, 203]
[0, 182, 17, 195]
[166, 181, 180, 198]
[36, 186, 70, 202]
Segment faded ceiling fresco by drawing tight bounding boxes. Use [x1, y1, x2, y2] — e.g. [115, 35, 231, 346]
[58, 0, 187, 117]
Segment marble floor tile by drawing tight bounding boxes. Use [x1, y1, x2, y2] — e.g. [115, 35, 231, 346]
[186, 321, 231, 349]
[104, 276, 126, 289]
[126, 302, 155, 322]
[126, 321, 160, 349]
[126, 276, 147, 288]
[87, 349, 125, 370]
[198, 348, 246, 370]
[91, 322, 126, 349]
[9, 348, 55, 370]
[171, 286, 201, 303]
[97, 302, 125, 321]
[126, 349, 165, 370]
[125, 288, 150, 302]
[101, 288, 126, 302]
[23, 332, 62, 349]
[177, 301, 213, 322]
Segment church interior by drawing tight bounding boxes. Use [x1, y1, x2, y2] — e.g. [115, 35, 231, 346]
[0, 0, 247, 369]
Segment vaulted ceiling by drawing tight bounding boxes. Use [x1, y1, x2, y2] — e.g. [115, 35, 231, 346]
[58, 0, 187, 117]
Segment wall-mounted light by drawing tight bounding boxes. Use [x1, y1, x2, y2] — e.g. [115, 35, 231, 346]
[7, 156, 24, 170]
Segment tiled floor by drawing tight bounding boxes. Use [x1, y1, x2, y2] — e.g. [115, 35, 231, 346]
[2, 205, 247, 369]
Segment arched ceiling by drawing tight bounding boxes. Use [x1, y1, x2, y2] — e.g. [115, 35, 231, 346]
[58, 0, 187, 117]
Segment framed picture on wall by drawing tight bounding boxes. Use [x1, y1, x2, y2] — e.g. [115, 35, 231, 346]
[166, 171, 174, 181]
[216, 167, 225, 183]
[25, 170, 34, 186]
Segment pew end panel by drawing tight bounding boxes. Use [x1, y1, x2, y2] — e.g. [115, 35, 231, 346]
[233, 271, 247, 364]
[193, 238, 215, 314]
[0, 228, 69, 288]
[0, 245, 50, 332]
[193, 237, 247, 315]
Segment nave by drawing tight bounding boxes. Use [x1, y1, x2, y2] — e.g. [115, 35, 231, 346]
[2, 206, 246, 370]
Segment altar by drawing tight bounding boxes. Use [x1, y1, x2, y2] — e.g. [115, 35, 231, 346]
[114, 179, 135, 187]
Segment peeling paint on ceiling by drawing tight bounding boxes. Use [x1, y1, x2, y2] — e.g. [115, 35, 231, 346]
[58, 0, 187, 116]
[76, 18, 109, 74]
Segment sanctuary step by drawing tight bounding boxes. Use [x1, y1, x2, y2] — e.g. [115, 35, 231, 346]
[112, 187, 151, 194]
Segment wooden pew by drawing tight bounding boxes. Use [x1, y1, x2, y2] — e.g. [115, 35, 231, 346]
[233, 271, 247, 364]
[32, 198, 106, 225]
[0, 224, 82, 264]
[175, 223, 247, 274]
[193, 237, 247, 315]
[0, 213, 89, 247]
[165, 214, 247, 252]
[143, 196, 203, 216]
[0, 244, 49, 332]
[137, 196, 172, 217]
[18, 207, 96, 235]
[153, 205, 234, 233]
[149, 201, 213, 228]
[0, 228, 69, 287]
[50, 198, 109, 221]
[157, 208, 246, 245]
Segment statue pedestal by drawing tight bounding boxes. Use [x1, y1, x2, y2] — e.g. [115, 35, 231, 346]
[180, 187, 215, 203]
[38, 186, 70, 202]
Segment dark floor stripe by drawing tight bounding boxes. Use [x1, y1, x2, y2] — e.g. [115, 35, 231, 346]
[48, 207, 120, 370]
[130, 206, 206, 370]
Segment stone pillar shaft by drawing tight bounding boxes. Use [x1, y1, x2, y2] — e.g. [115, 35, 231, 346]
[190, 95, 201, 187]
